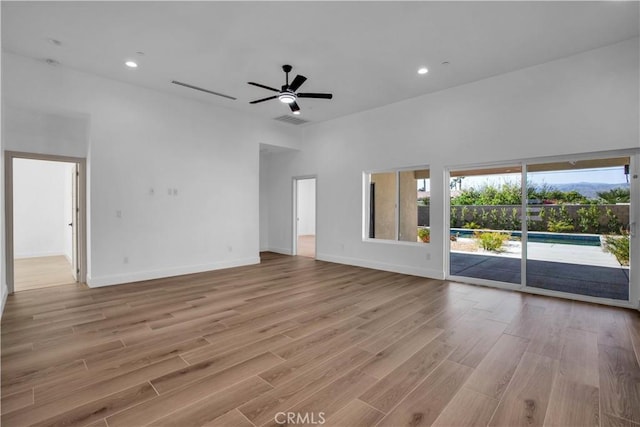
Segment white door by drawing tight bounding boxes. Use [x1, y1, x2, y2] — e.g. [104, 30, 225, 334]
[71, 164, 78, 281]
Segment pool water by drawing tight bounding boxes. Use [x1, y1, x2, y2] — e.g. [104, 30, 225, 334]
[450, 228, 601, 247]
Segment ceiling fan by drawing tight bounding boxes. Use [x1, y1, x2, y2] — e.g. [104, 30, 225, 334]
[248, 65, 333, 114]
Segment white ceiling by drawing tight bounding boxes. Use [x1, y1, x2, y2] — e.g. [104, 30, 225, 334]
[2, 1, 638, 125]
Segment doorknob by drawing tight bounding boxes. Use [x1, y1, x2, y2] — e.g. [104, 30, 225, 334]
[68, 223, 73, 227]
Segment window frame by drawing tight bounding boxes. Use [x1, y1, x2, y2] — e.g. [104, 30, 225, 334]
[363, 164, 430, 245]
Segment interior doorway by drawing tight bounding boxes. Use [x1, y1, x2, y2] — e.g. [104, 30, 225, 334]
[293, 177, 316, 258]
[5, 152, 87, 293]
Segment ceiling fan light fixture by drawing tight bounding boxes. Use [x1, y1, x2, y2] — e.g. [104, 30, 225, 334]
[278, 92, 296, 104]
[292, 110, 301, 115]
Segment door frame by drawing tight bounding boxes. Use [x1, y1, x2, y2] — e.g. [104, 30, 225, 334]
[292, 175, 317, 258]
[4, 151, 87, 294]
[445, 148, 639, 309]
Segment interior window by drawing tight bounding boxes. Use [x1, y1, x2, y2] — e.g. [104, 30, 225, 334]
[367, 168, 430, 243]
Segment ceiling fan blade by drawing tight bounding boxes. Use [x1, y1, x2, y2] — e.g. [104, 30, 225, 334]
[248, 82, 280, 92]
[249, 95, 278, 104]
[288, 75, 307, 92]
[297, 93, 333, 99]
[289, 101, 300, 113]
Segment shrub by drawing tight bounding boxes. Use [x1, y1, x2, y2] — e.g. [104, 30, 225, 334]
[474, 232, 510, 252]
[463, 221, 482, 229]
[450, 207, 459, 228]
[605, 208, 623, 234]
[417, 228, 430, 243]
[547, 220, 574, 233]
[577, 205, 601, 233]
[604, 234, 630, 266]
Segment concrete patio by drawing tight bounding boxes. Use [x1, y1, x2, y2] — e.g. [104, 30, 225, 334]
[450, 240, 629, 300]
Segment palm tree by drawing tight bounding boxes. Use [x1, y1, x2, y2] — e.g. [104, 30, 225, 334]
[597, 188, 630, 204]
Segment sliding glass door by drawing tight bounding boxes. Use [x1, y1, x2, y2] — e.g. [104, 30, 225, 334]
[525, 158, 631, 300]
[448, 155, 634, 303]
[449, 166, 522, 285]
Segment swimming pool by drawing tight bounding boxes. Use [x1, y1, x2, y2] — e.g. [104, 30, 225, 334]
[450, 228, 601, 247]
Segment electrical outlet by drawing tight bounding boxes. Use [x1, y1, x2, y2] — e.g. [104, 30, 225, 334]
[426, 253, 431, 260]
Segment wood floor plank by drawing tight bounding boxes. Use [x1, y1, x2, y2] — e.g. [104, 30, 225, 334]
[360, 325, 444, 379]
[6, 382, 157, 427]
[598, 343, 640, 424]
[559, 328, 599, 388]
[149, 376, 272, 426]
[261, 369, 378, 427]
[360, 338, 455, 413]
[240, 347, 372, 426]
[109, 352, 282, 426]
[34, 355, 188, 404]
[259, 329, 369, 387]
[151, 350, 282, 395]
[0, 388, 33, 415]
[1, 358, 87, 396]
[488, 351, 558, 427]
[625, 313, 640, 367]
[325, 399, 384, 427]
[601, 413, 640, 427]
[543, 377, 599, 427]
[204, 408, 255, 427]
[464, 333, 530, 400]
[431, 387, 499, 427]
[440, 313, 507, 368]
[377, 360, 473, 427]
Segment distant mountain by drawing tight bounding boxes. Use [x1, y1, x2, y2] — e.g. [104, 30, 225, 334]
[551, 182, 629, 199]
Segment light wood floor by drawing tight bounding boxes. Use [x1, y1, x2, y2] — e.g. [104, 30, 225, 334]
[297, 235, 315, 258]
[14, 255, 76, 292]
[2, 253, 639, 427]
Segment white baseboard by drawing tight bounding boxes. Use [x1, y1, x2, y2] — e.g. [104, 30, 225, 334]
[264, 247, 293, 256]
[1, 284, 7, 319]
[86, 257, 260, 288]
[316, 253, 445, 280]
[14, 251, 65, 259]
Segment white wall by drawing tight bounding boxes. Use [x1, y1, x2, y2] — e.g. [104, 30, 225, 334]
[264, 38, 640, 285]
[296, 178, 316, 236]
[2, 52, 301, 288]
[13, 159, 73, 259]
[259, 152, 270, 251]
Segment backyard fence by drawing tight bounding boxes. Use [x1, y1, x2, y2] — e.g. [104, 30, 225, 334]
[418, 204, 629, 234]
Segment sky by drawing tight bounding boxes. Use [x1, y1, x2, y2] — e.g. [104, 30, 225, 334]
[417, 166, 629, 193]
[454, 166, 629, 189]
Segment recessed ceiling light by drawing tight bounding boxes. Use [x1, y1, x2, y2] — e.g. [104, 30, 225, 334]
[292, 111, 301, 115]
[417, 67, 428, 75]
[125, 61, 138, 68]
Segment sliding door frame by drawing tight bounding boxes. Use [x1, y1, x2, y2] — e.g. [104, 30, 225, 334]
[445, 148, 639, 309]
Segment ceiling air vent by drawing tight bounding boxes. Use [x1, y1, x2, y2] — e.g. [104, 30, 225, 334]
[274, 115, 309, 125]
[171, 80, 236, 100]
